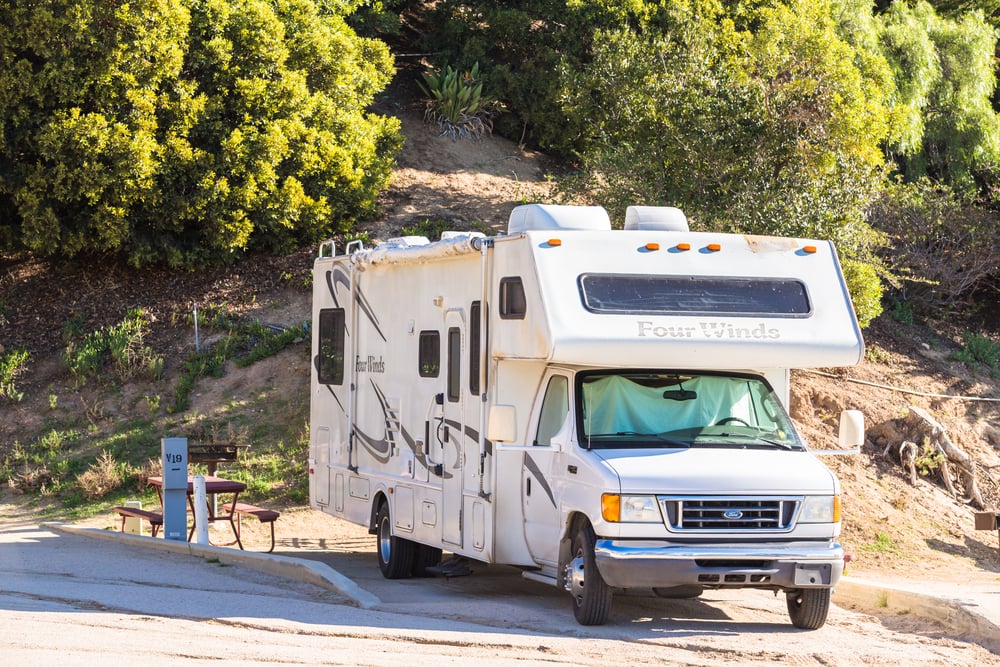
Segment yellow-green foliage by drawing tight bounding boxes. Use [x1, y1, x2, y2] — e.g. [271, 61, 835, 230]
[840, 259, 884, 328]
[0, 0, 401, 267]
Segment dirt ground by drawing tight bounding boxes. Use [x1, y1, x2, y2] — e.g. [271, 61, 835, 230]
[3, 74, 1000, 601]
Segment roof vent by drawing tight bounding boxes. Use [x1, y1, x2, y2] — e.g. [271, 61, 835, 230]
[508, 204, 611, 234]
[624, 206, 689, 232]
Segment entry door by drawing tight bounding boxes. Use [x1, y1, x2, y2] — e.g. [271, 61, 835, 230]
[441, 312, 465, 547]
[522, 372, 569, 567]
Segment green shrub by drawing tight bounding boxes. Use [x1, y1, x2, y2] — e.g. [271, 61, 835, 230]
[867, 180, 1000, 314]
[839, 259, 884, 329]
[402, 219, 450, 240]
[418, 62, 497, 140]
[889, 298, 914, 325]
[951, 332, 1000, 369]
[0, 0, 401, 266]
[63, 309, 162, 383]
[0, 348, 29, 402]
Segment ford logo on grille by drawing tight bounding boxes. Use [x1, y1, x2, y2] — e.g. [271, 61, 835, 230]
[723, 510, 744, 520]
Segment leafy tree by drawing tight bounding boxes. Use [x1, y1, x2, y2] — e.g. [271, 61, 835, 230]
[877, 1, 1000, 194]
[867, 178, 1000, 311]
[0, 0, 401, 267]
[555, 0, 890, 322]
[560, 1, 888, 246]
[426, 0, 678, 153]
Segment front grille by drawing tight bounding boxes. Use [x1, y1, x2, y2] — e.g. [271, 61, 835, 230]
[661, 496, 801, 532]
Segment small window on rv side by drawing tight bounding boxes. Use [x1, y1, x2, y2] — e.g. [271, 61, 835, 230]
[317, 308, 345, 385]
[499, 277, 527, 319]
[578, 274, 812, 317]
[535, 375, 569, 446]
[470, 301, 487, 395]
[419, 331, 440, 377]
[447, 327, 461, 402]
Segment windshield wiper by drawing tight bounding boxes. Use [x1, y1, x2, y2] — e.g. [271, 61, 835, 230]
[713, 432, 801, 450]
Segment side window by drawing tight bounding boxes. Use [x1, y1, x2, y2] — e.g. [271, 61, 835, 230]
[447, 327, 461, 402]
[470, 301, 485, 395]
[317, 308, 345, 385]
[419, 331, 440, 377]
[499, 277, 526, 319]
[535, 375, 569, 446]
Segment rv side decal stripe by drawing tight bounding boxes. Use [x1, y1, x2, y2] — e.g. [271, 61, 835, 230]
[325, 384, 346, 414]
[443, 418, 492, 456]
[353, 427, 391, 464]
[370, 380, 445, 477]
[523, 454, 556, 508]
[326, 268, 351, 337]
[354, 287, 387, 343]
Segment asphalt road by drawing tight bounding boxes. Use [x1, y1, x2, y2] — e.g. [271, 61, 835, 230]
[1, 524, 997, 666]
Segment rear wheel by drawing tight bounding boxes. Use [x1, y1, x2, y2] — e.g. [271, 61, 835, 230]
[786, 588, 831, 629]
[566, 522, 613, 625]
[411, 543, 443, 577]
[375, 503, 414, 579]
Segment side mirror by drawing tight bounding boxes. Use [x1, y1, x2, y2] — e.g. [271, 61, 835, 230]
[838, 410, 865, 449]
[487, 405, 517, 443]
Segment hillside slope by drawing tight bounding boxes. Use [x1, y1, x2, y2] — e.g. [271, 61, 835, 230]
[1, 95, 999, 586]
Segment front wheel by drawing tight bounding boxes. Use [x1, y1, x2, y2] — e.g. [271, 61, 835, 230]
[565, 522, 613, 625]
[786, 588, 831, 629]
[375, 503, 414, 579]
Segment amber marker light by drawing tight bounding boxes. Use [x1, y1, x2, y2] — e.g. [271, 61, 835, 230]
[676, 242, 691, 251]
[803, 245, 817, 254]
[601, 493, 621, 522]
[645, 242, 660, 251]
[707, 243, 722, 252]
[548, 238, 562, 247]
[833, 496, 841, 523]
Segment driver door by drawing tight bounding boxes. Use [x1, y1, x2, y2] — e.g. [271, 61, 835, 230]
[522, 372, 570, 567]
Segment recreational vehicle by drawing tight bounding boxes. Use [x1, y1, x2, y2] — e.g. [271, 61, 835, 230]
[308, 204, 865, 628]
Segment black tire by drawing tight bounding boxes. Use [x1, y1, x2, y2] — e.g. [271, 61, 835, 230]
[567, 522, 613, 625]
[411, 543, 443, 577]
[375, 503, 414, 579]
[786, 588, 831, 629]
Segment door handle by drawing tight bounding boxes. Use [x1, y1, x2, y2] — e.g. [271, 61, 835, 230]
[526, 477, 531, 496]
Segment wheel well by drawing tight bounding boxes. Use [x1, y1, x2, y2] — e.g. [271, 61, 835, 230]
[369, 493, 388, 534]
[558, 511, 592, 585]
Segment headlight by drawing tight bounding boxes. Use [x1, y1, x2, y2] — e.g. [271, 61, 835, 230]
[798, 495, 840, 524]
[601, 494, 662, 522]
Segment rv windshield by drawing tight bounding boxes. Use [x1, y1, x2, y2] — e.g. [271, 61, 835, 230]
[577, 371, 804, 451]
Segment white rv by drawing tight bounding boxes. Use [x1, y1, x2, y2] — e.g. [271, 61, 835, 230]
[309, 204, 865, 628]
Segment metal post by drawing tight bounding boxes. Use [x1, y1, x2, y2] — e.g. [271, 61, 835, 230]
[193, 303, 200, 353]
[193, 475, 209, 545]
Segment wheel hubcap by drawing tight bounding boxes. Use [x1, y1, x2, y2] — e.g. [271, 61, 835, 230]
[378, 517, 391, 563]
[564, 551, 586, 602]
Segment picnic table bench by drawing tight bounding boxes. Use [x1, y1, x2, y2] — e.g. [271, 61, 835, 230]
[223, 502, 280, 553]
[112, 506, 163, 537]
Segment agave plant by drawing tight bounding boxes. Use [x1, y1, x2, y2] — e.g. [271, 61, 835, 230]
[417, 62, 497, 140]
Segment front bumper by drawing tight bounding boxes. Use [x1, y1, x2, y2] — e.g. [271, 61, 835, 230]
[593, 539, 844, 590]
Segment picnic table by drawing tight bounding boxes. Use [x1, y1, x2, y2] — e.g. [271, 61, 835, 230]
[147, 475, 246, 547]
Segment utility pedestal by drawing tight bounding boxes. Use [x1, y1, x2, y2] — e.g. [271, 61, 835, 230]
[161, 437, 189, 541]
[974, 511, 1000, 558]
